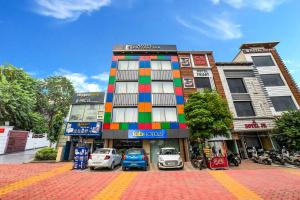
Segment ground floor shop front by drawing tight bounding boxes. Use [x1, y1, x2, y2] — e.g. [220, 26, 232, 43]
[102, 129, 190, 163]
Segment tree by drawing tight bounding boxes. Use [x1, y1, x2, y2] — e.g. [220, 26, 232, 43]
[273, 110, 300, 151]
[41, 76, 75, 144]
[184, 90, 233, 141]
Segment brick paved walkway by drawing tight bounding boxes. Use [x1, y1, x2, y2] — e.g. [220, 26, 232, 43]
[0, 162, 299, 200]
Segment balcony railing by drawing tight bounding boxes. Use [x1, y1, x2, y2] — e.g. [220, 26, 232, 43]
[116, 70, 139, 81]
[151, 70, 173, 80]
[152, 93, 176, 106]
[113, 93, 138, 106]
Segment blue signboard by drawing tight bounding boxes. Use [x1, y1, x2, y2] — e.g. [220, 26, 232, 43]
[64, 122, 102, 136]
[128, 129, 167, 139]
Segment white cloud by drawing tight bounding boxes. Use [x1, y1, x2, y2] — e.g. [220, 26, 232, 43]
[56, 69, 108, 92]
[33, 0, 111, 20]
[176, 15, 242, 40]
[91, 72, 109, 81]
[210, 0, 288, 12]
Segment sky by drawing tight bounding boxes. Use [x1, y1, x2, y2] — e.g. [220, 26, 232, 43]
[0, 0, 299, 92]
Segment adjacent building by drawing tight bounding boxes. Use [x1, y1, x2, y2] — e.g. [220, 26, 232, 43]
[102, 45, 189, 163]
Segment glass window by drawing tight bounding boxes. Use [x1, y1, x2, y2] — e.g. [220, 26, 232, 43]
[69, 105, 85, 121]
[270, 96, 297, 112]
[261, 74, 285, 87]
[194, 77, 212, 89]
[83, 104, 100, 122]
[118, 60, 139, 70]
[227, 78, 247, 93]
[152, 82, 174, 93]
[112, 108, 138, 122]
[234, 101, 255, 117]
[252, 56, 275, 67]
[151, 61, 171, 70]
[152, 107, 177, 122]
[115, 82, 138, 93]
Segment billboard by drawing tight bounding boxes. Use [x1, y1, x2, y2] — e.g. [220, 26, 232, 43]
[64, 122, 102, 136]
[128, 129, 167, 139]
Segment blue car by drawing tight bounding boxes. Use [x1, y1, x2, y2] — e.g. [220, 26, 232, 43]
[122, 148, 148, 171]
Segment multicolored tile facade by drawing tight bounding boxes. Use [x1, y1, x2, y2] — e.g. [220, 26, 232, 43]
[103, 54, 187, 130]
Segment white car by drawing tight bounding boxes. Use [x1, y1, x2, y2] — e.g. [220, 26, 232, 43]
[88, 148, 122, 170]
[157, 147, 184, 170]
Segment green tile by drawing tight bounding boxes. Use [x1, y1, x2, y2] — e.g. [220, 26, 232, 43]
[138, 112, 152, 123]
[178, 114, 186, 123]
[161, 122, 170, 129]
[119, 123, 129, 130]
[139, 76, 151, 84]
[173, 78, 182, 87]
[104, 112, 111, 123]
[108, 76, 115, 84]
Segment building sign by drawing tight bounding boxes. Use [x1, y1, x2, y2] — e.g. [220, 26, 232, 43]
[209, 156, 229, 169]
[193, 69, 210, 77]
[72, 92, 104, 105]
[64, 122, 102, 136]
[179, 57, 191, 67]
[244, 120, 267, 129]
[128, 129, 167, 139]
[193, 55, 207, 66]
[242, 48, 272, 53]
[113, 44, 177, 52]
[0, 128, 5, 133]
[183, 77, 195, 88]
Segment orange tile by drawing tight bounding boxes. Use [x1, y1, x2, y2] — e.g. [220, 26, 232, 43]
[152, 122, 161, 129]
[173, 70, 181, 78]
[110, 68, 116, 76]
[138, 103, 152, 112]
[105, 102, 112, 112]
[177, 105, 184, 114]
[110, 123, 119, 130]
[139, 68, 151, 76]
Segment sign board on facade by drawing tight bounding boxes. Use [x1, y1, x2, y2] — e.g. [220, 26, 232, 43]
[193, 69, 210, 77]
[128, 129, 167, 139]
[113, 44, 177, 52]
[72, 92, 104, 105]
[64, 122, 102, 136]
[244, 120, 267, 129]
[193, 55, 207, 66]
[242, 48, 272, 53]
[0, 128, 5, 133]
[179, 57, 191, 67]
[182, 77, 195, 88]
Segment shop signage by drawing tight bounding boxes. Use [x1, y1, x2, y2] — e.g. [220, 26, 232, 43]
[193, 69, 210, 77]
[183, 77, 195, 88]
[113, 44, 177, 52]
[64, 122, 102, 136]
[128, 129, 167, 139]
[0, 128, 5, 133]
[243, 48, 271, 53]
[72, 92, 104, 105]
[209, 156, 229, 169]
[193, 55, 207, 66]
[244, 120, 267, 129]
[179, 57, 191, 67]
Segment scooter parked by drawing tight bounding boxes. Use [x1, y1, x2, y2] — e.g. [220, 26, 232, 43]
[282, 147, 300, 166]
[251, 147, 272, 165]
[266, 150, 285, 165]
[227, 153, 240, 166]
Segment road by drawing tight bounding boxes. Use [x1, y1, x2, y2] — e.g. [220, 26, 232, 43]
[0, 149, 39, 164]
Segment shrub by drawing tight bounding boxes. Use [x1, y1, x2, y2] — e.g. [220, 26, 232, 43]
[35, 147, 57, 160]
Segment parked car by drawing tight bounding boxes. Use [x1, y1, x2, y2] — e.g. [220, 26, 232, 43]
[88, 148, 122, 170]
[157, 147, 184, 170]
[122, 148, 148, 171]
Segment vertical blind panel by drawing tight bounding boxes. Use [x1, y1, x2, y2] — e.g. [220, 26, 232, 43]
[116, 70, 139, 81]
[151, 70, 173, 80]
[113, 94, 138, 106]
[152, 94, 176, 106]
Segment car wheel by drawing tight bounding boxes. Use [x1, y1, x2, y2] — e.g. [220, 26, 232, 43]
[89, 167, 94, 171]
[111, 162, 115, 170]
[143, 166, 147, 171]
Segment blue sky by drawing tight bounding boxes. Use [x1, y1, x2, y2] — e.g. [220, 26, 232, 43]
[0, 0, 299, 92]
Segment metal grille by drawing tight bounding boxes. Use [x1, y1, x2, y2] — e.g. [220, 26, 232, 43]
[165, 160, 178, 166]
[151, 70, 173, 80]
[232, 93, 251, 101]
[113, 94, 138, 106]
[116, 70, 139, 81]
[152, 94, 176, 106]
[224, 70, 255, 78]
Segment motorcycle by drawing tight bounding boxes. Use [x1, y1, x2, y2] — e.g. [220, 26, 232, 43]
[282, 150, 300, 166]
[266, 150, 285, 165]
[251, 148, 272, 165]
[227, 153, 240, 166]
[191, 155, 205, 170]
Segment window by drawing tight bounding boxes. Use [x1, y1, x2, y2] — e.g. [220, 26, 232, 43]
[151, 61, 172, 70]
[112, 108, 138, 122]
[152, 82, 174, 93]
[227, 78, 247, 93]
[115, 82, 138, 93]
[152, 107, 177, 122]
[234, 102, 255, 117]
[69, 104, 102, 122]
[270, 96, 297, 112]
[261, 74, 285, 86]
[83, 104, 100, 121]
[252, 56, 275, 67]
[69, 105, 85, 121]
[194, 77, 212, 89]
[118, 60, 139, 70]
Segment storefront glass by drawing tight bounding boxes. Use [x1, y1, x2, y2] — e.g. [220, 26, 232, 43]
[150, 139, 179, 164]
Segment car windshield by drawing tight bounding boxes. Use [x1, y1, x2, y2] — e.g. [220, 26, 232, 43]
[93, 149, 110, 154]
[160, 149, 178, 155]
[127, 149, 142, 155]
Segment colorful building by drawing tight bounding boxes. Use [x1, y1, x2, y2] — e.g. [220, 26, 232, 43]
[102, 45, 189, 163]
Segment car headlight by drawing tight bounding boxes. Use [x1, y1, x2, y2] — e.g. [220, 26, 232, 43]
[159, 157, 164, 162]
[178, 158, 182, 163]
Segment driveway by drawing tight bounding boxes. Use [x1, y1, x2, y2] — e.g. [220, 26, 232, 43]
[0, 149, 39, 164]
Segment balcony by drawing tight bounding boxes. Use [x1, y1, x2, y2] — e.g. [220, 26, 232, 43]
[113, 93, 138, 106]
[116, 70, 139, 81]
[151, 70, 173, 80]
[152, 93, 176, 106]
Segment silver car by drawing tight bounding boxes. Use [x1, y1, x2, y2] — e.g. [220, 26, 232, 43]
[88, 148, 122, 170]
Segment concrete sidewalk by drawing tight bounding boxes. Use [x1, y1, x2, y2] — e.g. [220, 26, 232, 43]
[0, 149, 39, 164]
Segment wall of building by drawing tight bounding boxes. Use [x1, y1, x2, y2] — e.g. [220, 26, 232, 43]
[0, 126, 13, 154]
[25, 132, 51, 150]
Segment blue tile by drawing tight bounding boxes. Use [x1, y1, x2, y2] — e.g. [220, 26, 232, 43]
[170, 122, 179, 129]
[106, 93, 113, 102]
[176, 96, 184, 104]
[140, 61, 151, 68]
[138, 93, 151, 102]
[172, 62, 179, 69]
[128, 123, 138, 129]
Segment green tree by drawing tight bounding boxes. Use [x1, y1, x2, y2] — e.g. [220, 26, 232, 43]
[184, 90, 233, 141]
[42, 76, 75, 144]
[273, 110, 300, 151]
